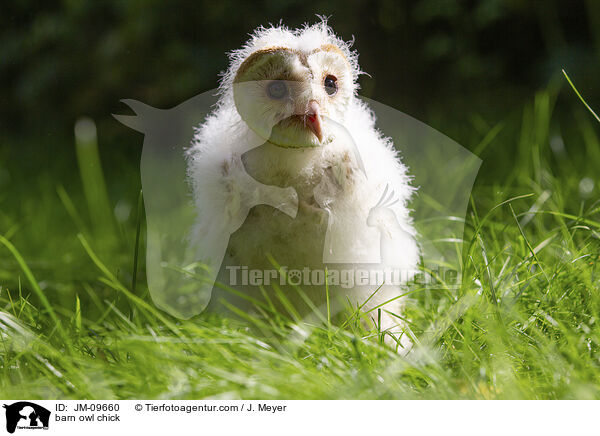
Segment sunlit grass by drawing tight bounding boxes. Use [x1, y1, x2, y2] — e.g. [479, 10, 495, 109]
[1, 78, 600, 399]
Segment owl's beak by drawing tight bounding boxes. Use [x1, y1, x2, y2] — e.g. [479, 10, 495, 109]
[305, 100, 323, 142]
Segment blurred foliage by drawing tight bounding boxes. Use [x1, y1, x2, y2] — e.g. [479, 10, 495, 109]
[0, 0, 598, 143]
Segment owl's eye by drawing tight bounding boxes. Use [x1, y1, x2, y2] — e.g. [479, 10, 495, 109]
[324, 75, 338, 96]
[266, 80, 288, 100]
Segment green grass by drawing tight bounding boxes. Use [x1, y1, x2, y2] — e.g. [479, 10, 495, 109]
[1, 78, 600, 399]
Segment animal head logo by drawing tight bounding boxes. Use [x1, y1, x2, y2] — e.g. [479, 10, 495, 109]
[3, 402, 50, 434]
[114, 87, 480, 320]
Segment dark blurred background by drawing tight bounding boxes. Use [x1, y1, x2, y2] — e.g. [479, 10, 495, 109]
[2, 0, 599, 145]
[1, 0, 599, 250]
[1, 0, 599, 222]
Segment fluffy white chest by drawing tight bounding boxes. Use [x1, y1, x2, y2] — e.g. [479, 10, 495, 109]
[225, 138, 380, 270]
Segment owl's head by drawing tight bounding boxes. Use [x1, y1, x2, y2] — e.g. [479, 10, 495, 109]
[221, 21, 361, 149]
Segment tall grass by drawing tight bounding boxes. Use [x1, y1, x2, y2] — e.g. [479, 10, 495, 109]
[0, 77, 599, 399]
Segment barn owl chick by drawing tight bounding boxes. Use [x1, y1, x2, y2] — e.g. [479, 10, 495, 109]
[187, 21, 419, 352]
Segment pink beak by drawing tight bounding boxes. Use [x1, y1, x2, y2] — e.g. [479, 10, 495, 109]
[305, 100, 323, 142]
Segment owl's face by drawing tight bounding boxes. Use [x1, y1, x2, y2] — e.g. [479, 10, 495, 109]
[233, 44, 354, 148]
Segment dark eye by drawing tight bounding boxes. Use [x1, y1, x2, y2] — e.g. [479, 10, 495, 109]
[324, 75, 338, 96]
[266, 80, 288, 100]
